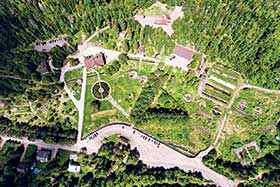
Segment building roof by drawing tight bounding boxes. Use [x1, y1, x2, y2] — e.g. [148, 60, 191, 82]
[68, 162, 80, 173]
[84, 53, 106, 69]
[36, 149, 51, 162]
[119, 136, 129, 146]
[17, 162, 32, 173]
[173, 45, 195, 61]
[151, 16, 171, 25]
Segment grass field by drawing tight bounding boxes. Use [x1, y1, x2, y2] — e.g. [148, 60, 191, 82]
[217, 88, 280, 161]
[138, 69, 223, 153]
[82, 60, 156, 136]
[64, 68, 82, 82]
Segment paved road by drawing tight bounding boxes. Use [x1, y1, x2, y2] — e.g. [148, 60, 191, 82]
[48, 57, 59, 71]
[81, 124, 234, 187]
[0, 123, 234, 187]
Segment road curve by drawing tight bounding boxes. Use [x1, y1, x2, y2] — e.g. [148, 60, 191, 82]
[82, 123, 235, 187]
[0, 122, 234, 187]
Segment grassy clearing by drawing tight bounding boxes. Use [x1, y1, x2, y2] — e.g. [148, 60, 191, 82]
[64, 68, 83, 82]
[82, 62, 224, 153]
[66, 80, 82, 100]
[213, 65, 241, 80]
[140, 69, 223, 152]
[82, 60, 156, 136]
[218, 88, 280, 161]
[207, 79, 234, 94]
[23, 144, 37, 162]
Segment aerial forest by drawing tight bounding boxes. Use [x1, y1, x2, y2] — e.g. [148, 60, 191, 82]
[0, 0, 279, 94]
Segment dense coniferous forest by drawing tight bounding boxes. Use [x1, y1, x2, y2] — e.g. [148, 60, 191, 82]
[172, 0, 280, 89]
[0, 0, 279, 92]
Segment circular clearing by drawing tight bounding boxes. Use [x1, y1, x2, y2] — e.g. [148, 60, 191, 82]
[91, 81, 111, 100]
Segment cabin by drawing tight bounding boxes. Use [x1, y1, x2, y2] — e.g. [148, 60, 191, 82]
[36, 149, 51, 162]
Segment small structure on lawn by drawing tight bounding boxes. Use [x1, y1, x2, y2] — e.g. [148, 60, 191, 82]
[254, 107, 262, 115]
[128, 71, 138, 79]
[36, 149, 52, 162]
[138, 45, 145, 55]
[239, 100, 247, 110]
[173, 45, 195, 62]
[84, 53, 106, 69]
[196, 57, 207, 78]
[199, 101, 207, 108]
[119, 31, 127, 39]
[68, 162, 80, 173]
[139, 76, 148, 84]
[119, 136, 129, 146]
[183, 94, 193, 103]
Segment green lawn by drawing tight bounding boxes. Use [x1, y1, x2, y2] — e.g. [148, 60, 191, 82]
[64, 68, 83, 82]
[82, 60, 157, 137]
[23, 144, 37, 162]
[136, 69, 222, 153]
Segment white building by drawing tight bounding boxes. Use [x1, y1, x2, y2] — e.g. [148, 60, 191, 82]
[68, 162, 80, 173]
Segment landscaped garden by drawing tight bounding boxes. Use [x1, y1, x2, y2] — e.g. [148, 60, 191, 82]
[82, 58, 226, 154]
[217, 88, 280, 162]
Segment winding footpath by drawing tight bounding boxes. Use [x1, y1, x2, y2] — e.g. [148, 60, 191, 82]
[227, 84, 280, 109]
[0, 123, 235, 187]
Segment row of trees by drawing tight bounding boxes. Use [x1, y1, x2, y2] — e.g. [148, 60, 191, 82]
[203, 148, 280, 181]
[130, 69, 170, 123]
[145, 107, 188, 122]
[0, 141, 23, 186]
[0, 117, 77, 145]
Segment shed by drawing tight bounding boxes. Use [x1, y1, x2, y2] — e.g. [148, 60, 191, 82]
[68, 162, 80, 173]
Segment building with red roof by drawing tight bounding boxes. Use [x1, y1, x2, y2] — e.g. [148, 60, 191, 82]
[173, 45, 195, 61]
[84, 53, 106, 69]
